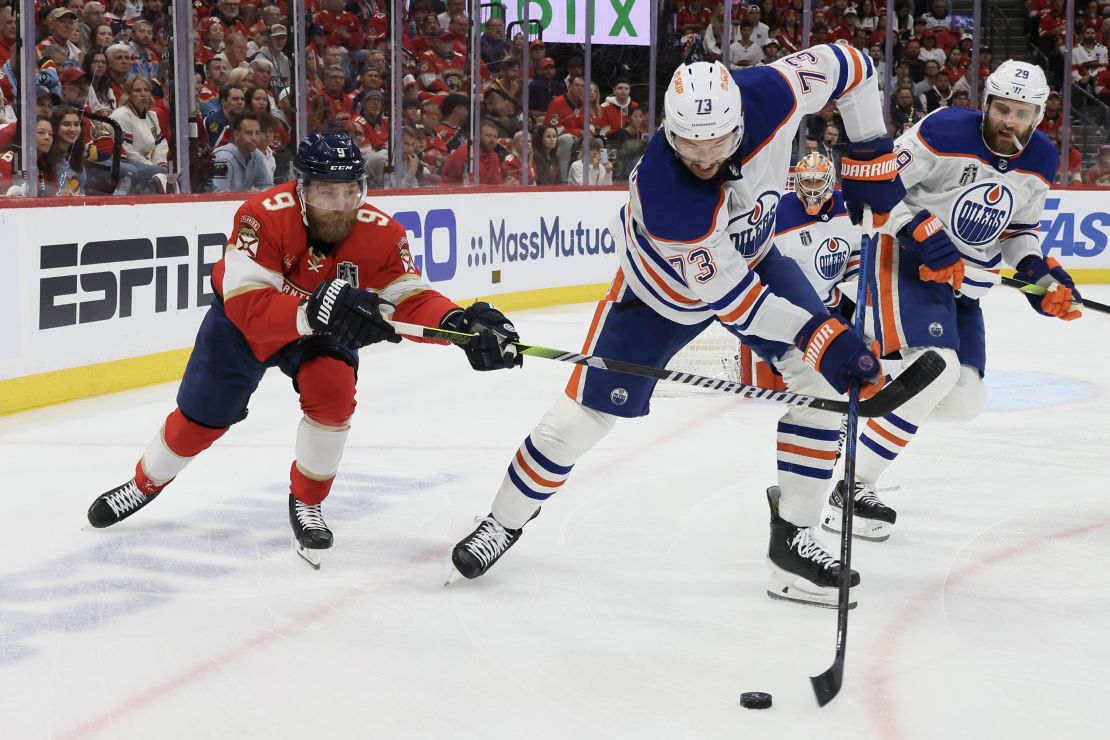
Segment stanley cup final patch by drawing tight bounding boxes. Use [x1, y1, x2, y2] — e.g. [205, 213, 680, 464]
[337, 260, 359, 287]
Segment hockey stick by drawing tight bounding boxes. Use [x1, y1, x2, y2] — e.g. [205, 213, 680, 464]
[810, 207, 875, 707]
[388, 320, 945, 417]
[963, 265, 1109, 315]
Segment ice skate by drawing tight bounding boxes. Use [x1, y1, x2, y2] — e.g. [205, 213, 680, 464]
[766, 487, 859, 609]
[447, 510, 537, 585]
[822, 480, 897, 542]
[289, 493, 333, 570]
[87, 479, 161, 528]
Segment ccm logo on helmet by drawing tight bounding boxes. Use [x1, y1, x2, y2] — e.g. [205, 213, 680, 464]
[331, 165, 355, 171]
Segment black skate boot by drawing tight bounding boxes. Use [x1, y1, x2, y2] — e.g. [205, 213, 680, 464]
[289, 493, 333, 570]
[87, 479, 161, 528]
[766, 487, 859, 609]
[822, 480, 897, 542]
[449, 510, 538, 583]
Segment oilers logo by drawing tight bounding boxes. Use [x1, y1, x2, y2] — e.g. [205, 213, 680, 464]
[813, 237, 850, 280]
[950, 181, 1014, 247]
[728, 191, 779, 258]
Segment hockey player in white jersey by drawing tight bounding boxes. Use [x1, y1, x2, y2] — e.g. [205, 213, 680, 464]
[824, 60, 1084, 540]
[450, 44, 909, 606]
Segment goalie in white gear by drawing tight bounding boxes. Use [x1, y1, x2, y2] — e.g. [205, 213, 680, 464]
[450, 46, 910, 608]
[824, 59, 1084, 541]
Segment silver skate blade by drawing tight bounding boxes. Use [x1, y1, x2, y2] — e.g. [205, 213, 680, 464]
[296, 544, 322, 570]
[821, 518, 892, 542]
[767, 589, 857, 610]
[443, 560, 466, 587]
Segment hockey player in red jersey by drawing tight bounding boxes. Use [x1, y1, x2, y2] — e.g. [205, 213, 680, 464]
[87, 132, 522, 568]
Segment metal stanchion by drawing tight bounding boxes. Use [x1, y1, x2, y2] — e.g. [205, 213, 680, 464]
[720, 0, 732, 69]
[580, 0, 594, 184]
[520, 2, 531, 186]
[1061, 0, 1075, 185]
[292, 0, 308, 142]
[389, 4, 404, 188]
[18, 4, 37, 197]
[171, 0, 194, 193]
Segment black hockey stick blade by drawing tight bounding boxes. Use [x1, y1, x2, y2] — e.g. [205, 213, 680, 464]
[811, 660, 844, 707]
[856, 348, 947, 417]
[389, 322, 946, 417]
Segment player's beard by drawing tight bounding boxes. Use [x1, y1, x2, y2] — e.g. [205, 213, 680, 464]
[306, 206, 357, 243]
[684, 160, 722, 180]
[983, 118, 1031, 156]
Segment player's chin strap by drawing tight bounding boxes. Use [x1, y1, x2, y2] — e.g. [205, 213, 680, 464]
[962, 265, 1107, 315]
[386, 320, 947, 417]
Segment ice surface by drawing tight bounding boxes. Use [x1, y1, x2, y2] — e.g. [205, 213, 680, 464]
[2, 287, 1108, 740]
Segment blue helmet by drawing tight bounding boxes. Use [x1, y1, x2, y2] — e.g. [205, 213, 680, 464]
[292, 132, 366, 182]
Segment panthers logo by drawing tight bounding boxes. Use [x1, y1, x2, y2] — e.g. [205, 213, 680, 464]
[950, 181, 1014, 247]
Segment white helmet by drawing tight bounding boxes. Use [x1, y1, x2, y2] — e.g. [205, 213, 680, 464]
[663, 61, 743, 163]
[794, 152, 837, 216]
[982, 60, 1049, 152]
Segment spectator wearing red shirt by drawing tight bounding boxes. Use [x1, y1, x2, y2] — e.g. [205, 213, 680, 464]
[355, 90, 388, 151]
[212, 0, 249, 37]
[599, 79, 638, 136]
[196, 18, 226, 66]
[562, 83, 607, 138]
[1037, 90, 1065, 138]
[545, 75, 584, 135]
[1096, 65, 1110, 103]
[677, 0, 713, 35]
[435, 92, 470, 153]
[418, 33, 467, 97]
[440, 119, 503, 185]
[1038, 0, 1067, 58]
[417, 98, 449, 170]
[1082, 144, 1110, 186]
[315, 0, 363, 51]
[830, 7, 859, 44]
[1080, 1, 1104, 34]
[318, 65, 354, 117]
[777, 9, 802, 54]
[443, 13, 470, 56]
[977, 46, 996, 81]
[501, 131, 536, 186]
[0, 7, 15, 69]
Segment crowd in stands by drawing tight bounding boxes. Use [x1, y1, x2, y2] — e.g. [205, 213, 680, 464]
[0, 0, 1107, 198]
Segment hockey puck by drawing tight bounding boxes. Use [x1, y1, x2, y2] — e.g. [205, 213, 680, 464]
[740, 691, 772, 709]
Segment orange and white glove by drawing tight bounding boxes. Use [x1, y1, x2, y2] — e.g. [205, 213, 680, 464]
[1014, 256, 1084, 321]
[899, 210, 965, 291]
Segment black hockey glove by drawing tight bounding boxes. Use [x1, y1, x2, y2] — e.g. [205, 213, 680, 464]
[304, 279, 401, 348]
[441, 302, 523, 371]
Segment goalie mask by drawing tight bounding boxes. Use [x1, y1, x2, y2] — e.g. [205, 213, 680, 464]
[794, 153, 836, 216]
